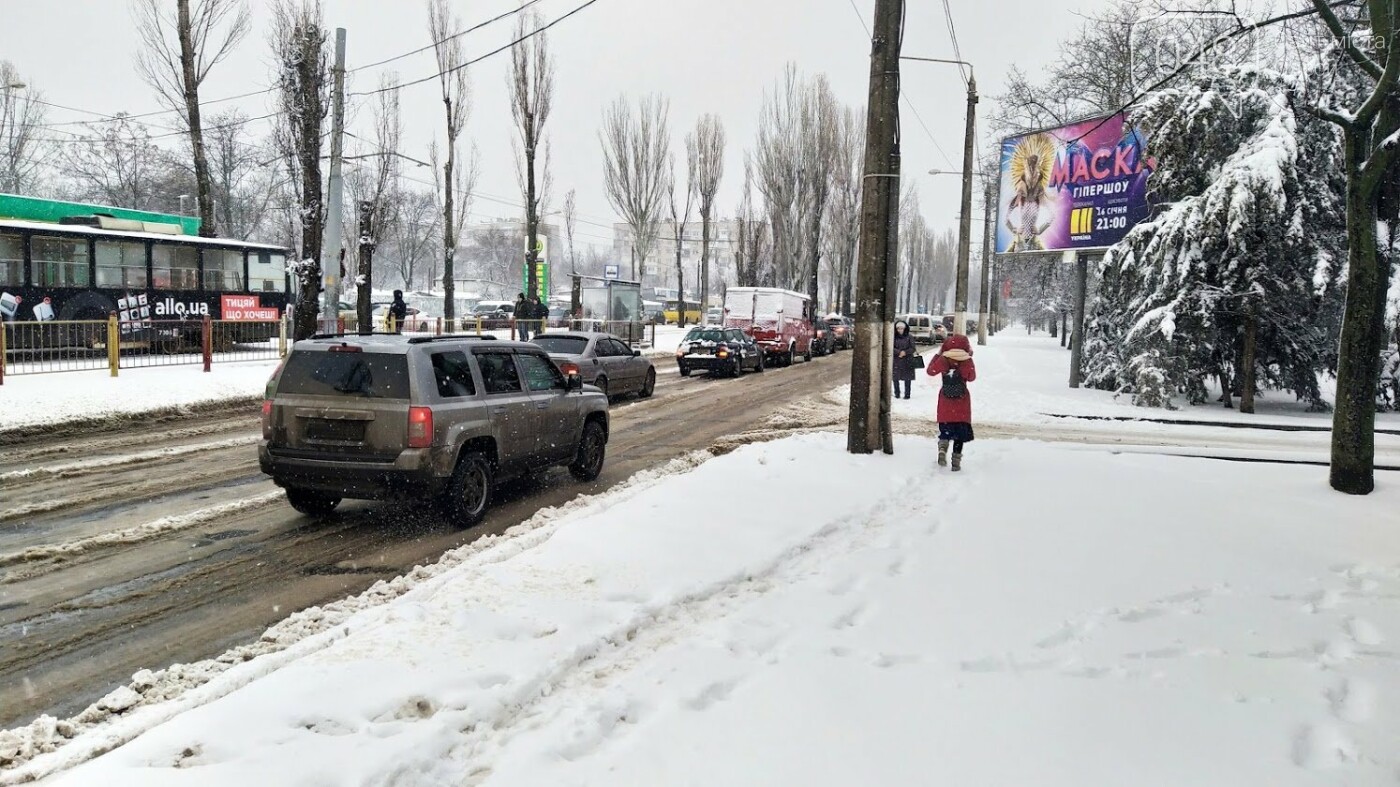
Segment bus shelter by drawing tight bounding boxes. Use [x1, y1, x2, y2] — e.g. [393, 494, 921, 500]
[571, 275, 643, 345]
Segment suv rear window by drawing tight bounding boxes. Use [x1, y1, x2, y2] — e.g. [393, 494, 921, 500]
[277, 350, 410, 399]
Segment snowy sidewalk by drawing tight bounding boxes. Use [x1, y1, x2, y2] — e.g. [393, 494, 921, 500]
[12, 433, 1399, 786]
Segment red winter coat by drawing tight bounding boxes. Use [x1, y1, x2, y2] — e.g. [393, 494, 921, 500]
[926, 334, 977, 423]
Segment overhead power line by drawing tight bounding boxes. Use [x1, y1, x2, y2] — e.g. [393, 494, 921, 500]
[353, 0, 603, 96]
[940, 0, 970, 85]
[349, 0, 549, 73]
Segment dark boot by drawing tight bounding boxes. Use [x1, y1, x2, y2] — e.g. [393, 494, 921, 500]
[951, 452, 963, 472]
[937, 440, 949, 467]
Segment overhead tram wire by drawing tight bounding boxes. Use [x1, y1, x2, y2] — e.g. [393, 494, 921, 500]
[940, 0, 969, 85]
[349, 0, 549, 73]
[353, 0, 604, 96]
[842, 0, 957, 170]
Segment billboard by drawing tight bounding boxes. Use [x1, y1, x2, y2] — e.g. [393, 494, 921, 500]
[995, 113, 1154, 254]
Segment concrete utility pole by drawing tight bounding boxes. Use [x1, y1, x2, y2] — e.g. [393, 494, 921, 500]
[356, 200, 375, 335]
[320, 27, 347, 328]
[1068, 251, 1088, 388]
[847, 0, 903, 456]
[952, 75, 977, 337]
[978, 182, 992, 346]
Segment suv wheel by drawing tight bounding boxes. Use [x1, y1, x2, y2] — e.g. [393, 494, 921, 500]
[286, 488, 340, 516]
[440, 452, 494, 528]
[755, 351, 765, 373]
[569, 420, 607, 481]
[678, 363, 691, 377]
[731, 356, 744, 378]
[786, 345, 796, 367]
[639, 368, 656, 398]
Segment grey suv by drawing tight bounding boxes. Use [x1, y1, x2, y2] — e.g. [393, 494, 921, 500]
[258, 334, 610, 527]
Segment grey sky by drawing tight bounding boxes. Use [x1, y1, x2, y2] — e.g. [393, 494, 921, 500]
[3, 0, 1112, 248]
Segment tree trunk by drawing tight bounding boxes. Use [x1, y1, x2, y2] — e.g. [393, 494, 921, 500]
[1240, 307, 1257, 414]
[176, 0, 217, 237]
[1331, 155, 1387, 494]
[357, 201, 374, 334]
[525, 119, 539, 301]
[675, 237, 686, 328]
[442, 125, 456, 323]
[699, 208, 711, 314]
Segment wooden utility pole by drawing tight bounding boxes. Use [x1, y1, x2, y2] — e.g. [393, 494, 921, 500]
[847, 0, 903, 455]
[952, 75, 977, 336]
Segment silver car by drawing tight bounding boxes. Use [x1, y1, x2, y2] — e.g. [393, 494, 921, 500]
[531, 332, 657, 400]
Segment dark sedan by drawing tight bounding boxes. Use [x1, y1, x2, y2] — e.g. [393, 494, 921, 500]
[676, 327, 765, 377]
[532, 332, 656, 399]
[824, 316, 854, 350]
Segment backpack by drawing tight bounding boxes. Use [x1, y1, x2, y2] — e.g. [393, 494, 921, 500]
[941, 365, 967, 399]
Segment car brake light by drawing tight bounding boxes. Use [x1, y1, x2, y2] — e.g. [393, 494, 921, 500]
[328, 344, 361, 353]
[407, 406, 434, 448]
[559, 360, 581, 377]
[261, 400, 274, 439]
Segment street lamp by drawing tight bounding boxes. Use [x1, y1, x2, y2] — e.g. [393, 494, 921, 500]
[902, 56, 976, 337]
[929, 167, 996, 346]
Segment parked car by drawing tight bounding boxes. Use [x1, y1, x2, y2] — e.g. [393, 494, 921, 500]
[822, 315, 853, 350]
[810, 321, 834, 356]
[469, 300, 515, 330]
[704, 307, 723, 325]
[259, 334, 610, 528]
[676, 326, 764, 377]
[532, 331, 656, 400]
[372, 304, 437, 332]
[903, 313, 938, 344]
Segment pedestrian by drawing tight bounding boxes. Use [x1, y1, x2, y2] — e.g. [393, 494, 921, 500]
[529, 294, 546, 336]
[389, 290, 408, 334]
[926, 333, 977, 471]
[932, 323, 948, 345]
[892, 320, 919, 399]
[514, 292, 531, 341]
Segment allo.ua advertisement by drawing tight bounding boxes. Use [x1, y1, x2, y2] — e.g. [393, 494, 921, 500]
[995, 113, 1155, 254]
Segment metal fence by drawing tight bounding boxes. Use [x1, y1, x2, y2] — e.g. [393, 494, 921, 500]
[0, 316, 285, 383]
[326, 316, 655, 347]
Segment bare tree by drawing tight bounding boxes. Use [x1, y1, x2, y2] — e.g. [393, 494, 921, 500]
[754, 65, 804, 288]
[669, 151, 694, 326]
[428, 0, 471, 321]
[201, 108, 278, 240]
[270, 0, 330, 340]
[431, 139, 480, 303]
[689, 114, 725, 310]
[799, 75, 841, 315]
[562, 188, 578, 272]
[600, 94, 671, 283]
[1307, 0, 1400, 494]
[385, 188, 438, 290]
[733, 156, 768, 288]
[61, 115, 182, 210]
[510, 10, 556, 298]
[0, 62, 51, 194]
[132, 0, 250, 236]
[350, 74, 403, 329]
[827, 104, 864, 315]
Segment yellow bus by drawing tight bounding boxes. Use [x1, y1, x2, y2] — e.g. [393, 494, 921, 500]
[663, 299, 702, 325]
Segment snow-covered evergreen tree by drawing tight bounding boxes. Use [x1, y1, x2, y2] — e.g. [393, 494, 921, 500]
[1084, 66, 1347, 410]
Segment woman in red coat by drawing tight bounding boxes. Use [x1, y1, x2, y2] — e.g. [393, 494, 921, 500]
[925, 333, 977, 471]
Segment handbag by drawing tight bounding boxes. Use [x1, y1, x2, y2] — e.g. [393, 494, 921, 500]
[912, 353, 924, 366]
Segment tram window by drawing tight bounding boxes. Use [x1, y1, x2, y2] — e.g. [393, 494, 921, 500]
[250, 251, 287, 292]
[96, 240, 148, 289]
[204, 248, 244, 291]
[0, 234, 21, 286]
[32, 236, 90, 288]
[152, 243, 199, 290]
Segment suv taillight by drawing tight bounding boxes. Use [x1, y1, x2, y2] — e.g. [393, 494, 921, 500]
[407, 407, 434, 448]
[261, 399, 274, 439]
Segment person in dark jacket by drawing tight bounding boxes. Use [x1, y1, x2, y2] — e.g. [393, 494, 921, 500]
[892, 320, 919, 399]
[389, 290, 408, 334]
[926, 333, 977, 471]
[528, 294, 546, 333]
[514, 292, 531, 341]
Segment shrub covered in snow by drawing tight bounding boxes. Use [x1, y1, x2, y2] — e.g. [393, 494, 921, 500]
[1085, 66, 1347, 410]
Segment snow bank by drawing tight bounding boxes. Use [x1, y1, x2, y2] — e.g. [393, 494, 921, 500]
[15, 433, 1400, 786]
[0, 361, 279, 432]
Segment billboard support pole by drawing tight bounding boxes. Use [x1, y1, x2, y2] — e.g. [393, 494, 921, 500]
[978, 183, 992, 346]
[1069, 251, 1087, 389]
[953, 75, 977, 337]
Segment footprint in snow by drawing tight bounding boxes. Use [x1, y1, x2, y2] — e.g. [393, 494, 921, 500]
[1344, 616, 1384, 646]
[1326, 677, 1376, 723]
[1289, 723, 1358, 769]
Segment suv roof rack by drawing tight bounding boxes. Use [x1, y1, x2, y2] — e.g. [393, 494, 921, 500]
[406, 334, 498, 344]
[308, 331, 394, 340]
